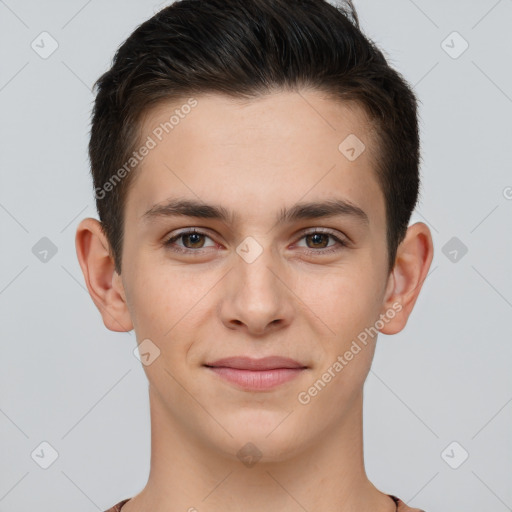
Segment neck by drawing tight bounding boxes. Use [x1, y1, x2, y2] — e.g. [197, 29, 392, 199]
[123, 387, 395, 512]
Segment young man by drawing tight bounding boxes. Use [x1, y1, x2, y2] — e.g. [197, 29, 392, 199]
[75, 0, 433, 510]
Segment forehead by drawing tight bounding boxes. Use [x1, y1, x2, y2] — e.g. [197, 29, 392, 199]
[125, 90, 384, 231]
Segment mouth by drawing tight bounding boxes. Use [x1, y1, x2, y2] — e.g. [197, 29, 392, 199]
[203, 356, 308, 391]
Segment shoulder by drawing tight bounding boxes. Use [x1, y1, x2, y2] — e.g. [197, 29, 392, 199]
[389, 494, 427, 512]
[103, 498, 131, 512]
[105, 496, 425, 511]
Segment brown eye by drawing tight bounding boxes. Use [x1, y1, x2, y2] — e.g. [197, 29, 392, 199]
[181, 232, 206, 248]
[305, 233, 330, 248]
[163, 229, 216, 253]
[295, 229, 348, 256]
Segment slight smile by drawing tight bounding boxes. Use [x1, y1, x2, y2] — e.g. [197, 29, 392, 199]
[204, 356, 309, 392]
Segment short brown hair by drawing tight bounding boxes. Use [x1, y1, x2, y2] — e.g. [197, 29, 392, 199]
[89, 0, 421, 274]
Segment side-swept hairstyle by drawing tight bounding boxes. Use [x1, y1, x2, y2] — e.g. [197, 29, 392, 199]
[89, 0, 421, 274]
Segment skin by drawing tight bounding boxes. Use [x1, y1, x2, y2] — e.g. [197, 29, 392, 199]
[76, 90, 433, 512]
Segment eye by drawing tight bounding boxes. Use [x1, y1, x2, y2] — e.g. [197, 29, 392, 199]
[295, 229, 348, 255]
[163, 229, 217, 253]
[162, 228, 349, 257]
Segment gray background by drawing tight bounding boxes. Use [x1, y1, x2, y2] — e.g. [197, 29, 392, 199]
[1, 0, 511, 511]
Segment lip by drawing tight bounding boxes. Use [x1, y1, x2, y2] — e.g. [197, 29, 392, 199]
[204, 356, 308, 391]
[205, 356, 306, 370]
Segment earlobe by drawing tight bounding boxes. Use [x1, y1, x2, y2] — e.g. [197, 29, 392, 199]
[75, 217, 133, 332]
[379, 222, 434, 335]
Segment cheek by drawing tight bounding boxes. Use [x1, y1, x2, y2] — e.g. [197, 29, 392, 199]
[124, 258, 216, 363]
[121, 253, 175, 338]
[297, 270, 381, 415]
[302, 263, 383, 339]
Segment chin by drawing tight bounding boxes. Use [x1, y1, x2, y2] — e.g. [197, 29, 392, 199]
[216, 416, 310, 464]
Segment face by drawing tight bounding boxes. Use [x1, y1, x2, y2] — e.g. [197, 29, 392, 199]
[115, 90, 393, 460]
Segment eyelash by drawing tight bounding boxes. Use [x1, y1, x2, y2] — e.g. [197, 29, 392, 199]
[162, 228, 349, 256]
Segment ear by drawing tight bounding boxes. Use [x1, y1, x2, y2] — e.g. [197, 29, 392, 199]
[379, 222, 434, 335]
[75, 217, 133, 332]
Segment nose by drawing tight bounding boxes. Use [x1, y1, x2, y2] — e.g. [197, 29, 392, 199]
[218, 244, 295, 336]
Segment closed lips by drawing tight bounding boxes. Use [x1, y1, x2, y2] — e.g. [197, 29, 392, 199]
[204, 356, 307, 370]
[204, 356, 309, 391]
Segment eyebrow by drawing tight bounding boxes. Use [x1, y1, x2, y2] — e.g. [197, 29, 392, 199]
[141, 197, 369, 226]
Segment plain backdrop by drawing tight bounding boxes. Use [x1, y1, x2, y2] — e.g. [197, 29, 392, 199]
[1, 1, 511, 511]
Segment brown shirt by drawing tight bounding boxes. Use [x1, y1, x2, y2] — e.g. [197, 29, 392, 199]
[104, 494, 426, 511]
